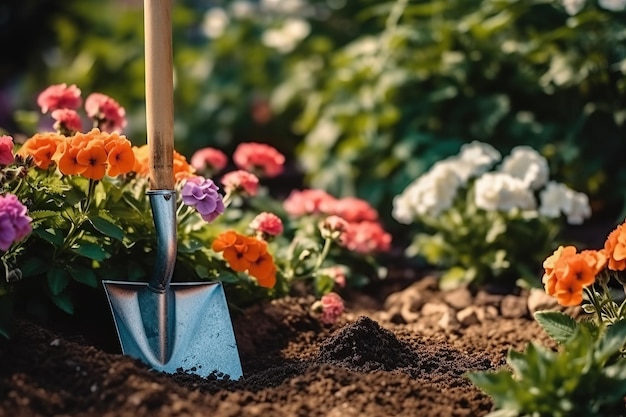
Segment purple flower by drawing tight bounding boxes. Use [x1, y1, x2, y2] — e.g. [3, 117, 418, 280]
[181, 177, 224, 223]
[0, 194, 32, 251]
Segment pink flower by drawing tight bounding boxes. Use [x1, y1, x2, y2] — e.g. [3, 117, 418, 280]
[319, 266, 347, 288]
[181, 177, 224, 223]
[0, 194, 32, 251]
[190, 147, 228, 176]
[220, 170, 259, 196]
[250, 212, 283, 237]
[319, 215, 349, 240]
[283, 189, 337, 217]
[331, 197, 378, 222]
[37, 84, 82, 114]
[233, 142, 285, 178]
[340, 221, 392, 254]
[0, 136, 15, 166]
[51, 109, 83, 134]
[85, 93, 127, 132]
[316, 292, 344, 325]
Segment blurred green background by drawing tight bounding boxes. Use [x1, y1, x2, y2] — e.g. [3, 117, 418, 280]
[1, 0, 625, 232]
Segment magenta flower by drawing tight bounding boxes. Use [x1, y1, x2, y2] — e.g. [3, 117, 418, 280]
[249, 212, 283, 237]
[0, 135, 15, 166]
[51, 109, 83, 135]
[0, 194, 32, 251]
[37, 83, 82, 114]
[220, 170, 259, 197]
[181, 177, 224, 223]
[85, 93, 127, 133]
[233, 142, 285, 178]
[190, 147, 228, 176]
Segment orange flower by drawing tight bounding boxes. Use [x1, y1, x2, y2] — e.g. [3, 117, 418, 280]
[554, 279, 584, 307]
[106, 139, 135, 176]
[248, 252, 277, 288]
[173, 151, 196, 181]
[56, 142, 85, 176]
[212, 231, 239, 252]
[604, 223, 626, 271]
[212, 230, 277, 288]
[542, 246, 576, 297]
[18, 132, 64, 169]
[132, 145, 150, 177]
[542, 245, 599, 307]
[76, 145, 107, 180]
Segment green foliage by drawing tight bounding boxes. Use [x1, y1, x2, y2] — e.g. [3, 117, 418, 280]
[468, 319, 626, 417]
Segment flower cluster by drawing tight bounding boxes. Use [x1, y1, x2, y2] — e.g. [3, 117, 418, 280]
[392, 141, 591, 288]
[181, 177, 224, 223]
[542, 220, 626, 323]
[211, 230, 277, 288]
[284, 189, 391, 254]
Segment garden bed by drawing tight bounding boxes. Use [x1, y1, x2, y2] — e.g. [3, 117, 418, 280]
[0, 273, 563, 417]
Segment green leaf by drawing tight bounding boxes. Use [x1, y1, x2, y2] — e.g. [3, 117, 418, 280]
[20, 257, 48, 277]
[534, 310, 578, 344]
[50, 292, 74, 314]
[596, 319, 626, 363]
[90, 215, 124, 241]
[67, 265, 98, 288]
[34, 228, 65, 246]
[70, 242, 109, 261]
[47, 268, 70, 295]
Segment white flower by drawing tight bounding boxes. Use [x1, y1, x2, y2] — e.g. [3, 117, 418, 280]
[499, 145, 549, 190]
[599, 0, 626, 11]
[539, 181, 591, 225]
[474, 172, 536, 212]
[392, 163, 462, 222]
[202, 8, 229, 39]
[562, 0, 585, 15]
[262, 18, 310, 53]
[230, 1, 255, 18]
[458, 141, 501, 179]
[261, 0, 306, 14]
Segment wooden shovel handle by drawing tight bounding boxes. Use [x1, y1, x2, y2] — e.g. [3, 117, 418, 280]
[145, 0, 174, 190]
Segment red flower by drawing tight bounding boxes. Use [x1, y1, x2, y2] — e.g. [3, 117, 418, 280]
[315, 292, 344, 325]
[190, 147, 228, 176]
[249, 212, 283, 237]
[233, 142, 285, 178]
[85, 93, 127, 133]
[340, 221, 392, 254]
[331, 197, 379, 222]
[0, 135, 15, 166]
[37, 84, 82, 114]
[51, 109, 83, 135]
[283, 189, 337, 217]
[220, 170, 259, 197]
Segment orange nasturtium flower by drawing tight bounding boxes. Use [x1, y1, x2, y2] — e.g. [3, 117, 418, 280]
[542, 245, 606, 307]
[604, 222, 626, 271]
[105, 134, 135, 177]
[212, 230, 277, 288]
[17, 132, 64, 169]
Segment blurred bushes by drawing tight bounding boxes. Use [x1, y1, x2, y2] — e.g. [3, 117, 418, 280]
[2, 0, 626, 225]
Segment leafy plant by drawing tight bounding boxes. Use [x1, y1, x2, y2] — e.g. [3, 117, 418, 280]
[468, 319, 626, 417]
[391, 141, 590, 289]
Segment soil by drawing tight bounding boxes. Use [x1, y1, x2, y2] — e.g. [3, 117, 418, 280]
[0, 271, 567, 417]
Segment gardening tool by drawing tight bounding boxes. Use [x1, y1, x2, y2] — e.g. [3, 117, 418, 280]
[102, 0, 243, 379]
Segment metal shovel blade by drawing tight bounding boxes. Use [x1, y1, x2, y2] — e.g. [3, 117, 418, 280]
[103, 280, 243, 379]
[102, 190, 243, 379]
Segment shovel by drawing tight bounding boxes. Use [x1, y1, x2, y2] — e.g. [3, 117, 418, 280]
[102, 0, 243, 379]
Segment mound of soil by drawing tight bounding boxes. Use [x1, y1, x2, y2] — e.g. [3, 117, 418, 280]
[0, 273, 562, 417]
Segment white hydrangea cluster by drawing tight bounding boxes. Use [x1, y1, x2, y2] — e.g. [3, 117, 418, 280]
[261, 18, 311, 53]
[539, 181, 591, 225]
[393, 141, 592, 226]
[474, 172, 536, 211]
[392, 161, 462, 223]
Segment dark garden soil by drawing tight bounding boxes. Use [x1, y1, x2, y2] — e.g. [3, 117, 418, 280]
[0, 269, 572, 417]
